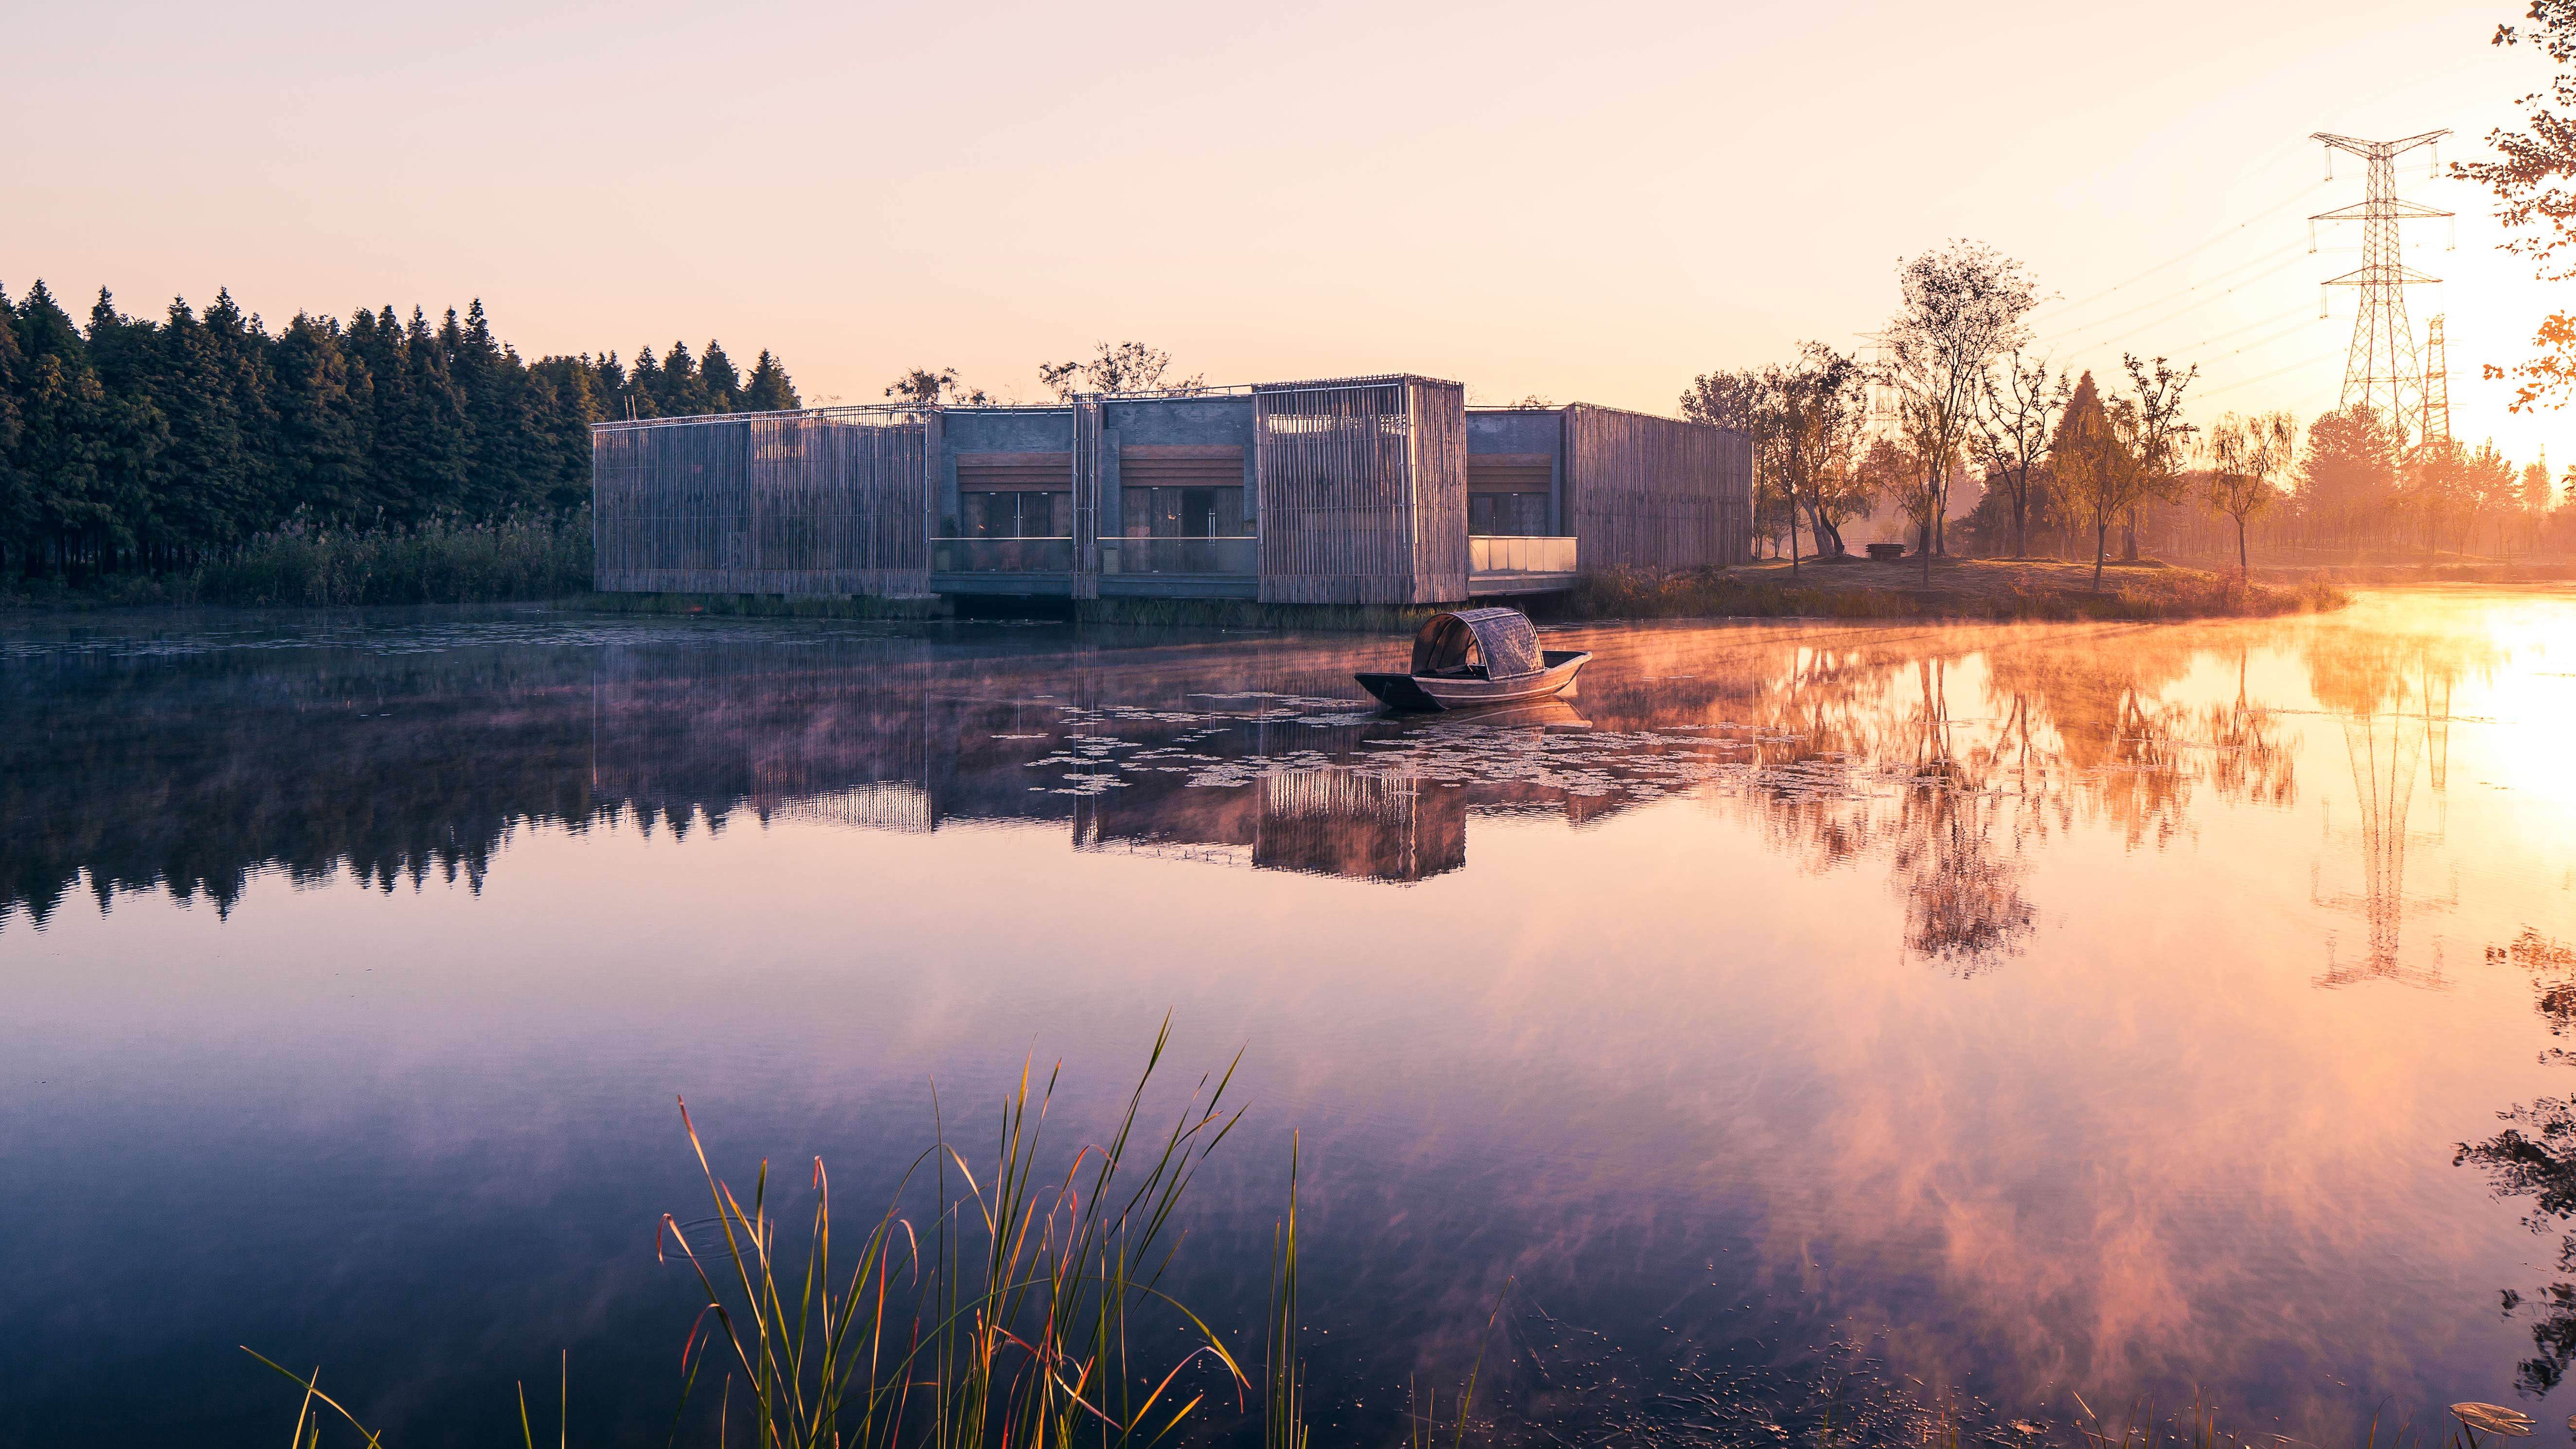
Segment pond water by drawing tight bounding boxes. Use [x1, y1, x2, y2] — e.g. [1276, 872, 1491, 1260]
[7, 590, 2576, 1448]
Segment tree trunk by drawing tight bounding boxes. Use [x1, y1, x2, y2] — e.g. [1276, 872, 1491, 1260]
[2012, 483, 2028, 560]
[2093, 520, 2108, 591]
[2236, 515, 2249, 581]
[2120, 508, 2139, 562]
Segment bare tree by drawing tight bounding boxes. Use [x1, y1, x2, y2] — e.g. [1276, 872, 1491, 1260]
[884, 366, 990, 407]
[1039, 342, 1204, 400]
[1881, 240, 2041, 573]
[1974, 352, 2067, 559]
[2115, 352, 2200, 559]
[2203, 410, 2296, 579]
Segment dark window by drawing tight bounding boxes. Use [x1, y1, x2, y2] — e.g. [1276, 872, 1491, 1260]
[1469, 492, 1549, 536]
[962, 491, 1066, 538]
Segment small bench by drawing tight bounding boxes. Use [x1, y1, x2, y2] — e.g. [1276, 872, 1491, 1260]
[1865, 542, 1907, 561]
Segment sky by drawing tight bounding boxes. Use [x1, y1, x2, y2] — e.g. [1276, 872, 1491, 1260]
[6, 0, 2572, 463]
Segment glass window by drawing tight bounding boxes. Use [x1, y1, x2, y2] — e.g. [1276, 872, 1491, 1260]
[1470, 493, 1549, 536]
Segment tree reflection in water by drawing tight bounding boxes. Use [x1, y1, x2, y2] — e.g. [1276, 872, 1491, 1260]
[2461, 931, 2576, 1396]
[0, 615, 2358, 979]
[1890, 658, 2034, 972]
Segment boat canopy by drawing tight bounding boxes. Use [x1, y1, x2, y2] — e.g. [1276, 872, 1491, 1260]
[1411, 608, 1543, 680]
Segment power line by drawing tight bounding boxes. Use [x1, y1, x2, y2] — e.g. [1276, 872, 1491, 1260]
[2040, 252, 2312, 355]
[2191, 350, 2345, 402]
[2025, 181, 2328, 325]
[2031, 244, 2308, 347]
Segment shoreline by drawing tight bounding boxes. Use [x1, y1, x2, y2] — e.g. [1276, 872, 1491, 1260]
[0, 557, 2392, 630]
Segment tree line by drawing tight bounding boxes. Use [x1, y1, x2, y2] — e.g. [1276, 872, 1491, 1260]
[1684, 242, 2573, 584]
[0, 280, 800, 579]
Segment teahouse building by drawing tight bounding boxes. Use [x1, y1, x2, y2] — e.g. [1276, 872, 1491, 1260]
[592, 374, 1750, 605]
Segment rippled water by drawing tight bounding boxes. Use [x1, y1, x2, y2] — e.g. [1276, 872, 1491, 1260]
[8, 591, 2576, 1447]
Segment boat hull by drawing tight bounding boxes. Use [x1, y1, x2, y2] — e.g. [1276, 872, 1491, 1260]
[1357, 650, 1591, 713]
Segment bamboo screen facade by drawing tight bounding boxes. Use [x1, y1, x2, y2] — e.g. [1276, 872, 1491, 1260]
[595, 408, 933, 596]
[1252, 376, 1468, 605]
[1561, 405, 1752, 569]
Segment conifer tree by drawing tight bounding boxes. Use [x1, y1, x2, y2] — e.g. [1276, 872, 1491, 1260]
[657, 340, 710, 415]
[743, 350, 799, 411]
[152, 297, 255, 550]
[273, 314, 371, 518]
[627, 347, 664, 420]
[700, 341, 743, 412]
[0, 285, 27, 572]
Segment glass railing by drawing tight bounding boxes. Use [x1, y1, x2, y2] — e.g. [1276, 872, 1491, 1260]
[931, 537, 1076, 572]
[1469, 536, 1579, 573]
[1099, 537, 1259, 575]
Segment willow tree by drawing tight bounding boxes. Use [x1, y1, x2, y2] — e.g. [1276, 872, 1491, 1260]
[1882, 241, 2039, 572]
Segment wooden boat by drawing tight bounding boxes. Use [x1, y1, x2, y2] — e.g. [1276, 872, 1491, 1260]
[1356, 607, 1591, 713]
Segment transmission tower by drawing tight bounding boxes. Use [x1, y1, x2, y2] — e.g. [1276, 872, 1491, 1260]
[2421, 313, 2451, 446]
[2311, 130, 2450, 446]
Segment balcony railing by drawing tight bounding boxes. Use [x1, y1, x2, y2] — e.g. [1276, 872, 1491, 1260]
[1100, 537, 1259, 575]
[1469, 536, 1579, 573]
[931, 537, 1076, 572]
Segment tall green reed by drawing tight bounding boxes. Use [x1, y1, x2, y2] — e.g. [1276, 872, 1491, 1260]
[656, 1020, 1250, 1449]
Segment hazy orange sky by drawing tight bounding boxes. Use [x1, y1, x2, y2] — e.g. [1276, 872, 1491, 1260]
[9, 0, 2573, 462]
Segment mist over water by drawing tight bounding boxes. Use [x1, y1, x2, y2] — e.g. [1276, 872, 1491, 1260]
[6, 591, 2576, 1448]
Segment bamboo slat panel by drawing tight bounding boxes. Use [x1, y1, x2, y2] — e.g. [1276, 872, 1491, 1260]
[1071, 403, 1104, 599]
[1562, 405, 1752, 569]
[593, 411, 931, 596]
[1405, 377, 1469, 603]
[1252, 378, 1420, 605]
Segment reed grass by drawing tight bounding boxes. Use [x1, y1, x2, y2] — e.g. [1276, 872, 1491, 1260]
[245, 1020, 1316, 1449]
[192, 512, 594, 607]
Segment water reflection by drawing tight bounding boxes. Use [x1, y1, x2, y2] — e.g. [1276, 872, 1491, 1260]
[7, 594, 2576, 1447]
[2462, 931, 2576, 1395]
[6, 616, 2361, 953]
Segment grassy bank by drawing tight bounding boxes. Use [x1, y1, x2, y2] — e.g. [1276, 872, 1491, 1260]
[1553, 557, 2347, 624]
[1, 513, 594, 609]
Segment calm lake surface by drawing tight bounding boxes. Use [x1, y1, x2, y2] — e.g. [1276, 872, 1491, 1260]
[8, 590, 2576, 1447]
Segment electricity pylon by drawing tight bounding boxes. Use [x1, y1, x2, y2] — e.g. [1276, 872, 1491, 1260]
[2421, 314, 2451, 446]
[2311, 130, 2451, 446]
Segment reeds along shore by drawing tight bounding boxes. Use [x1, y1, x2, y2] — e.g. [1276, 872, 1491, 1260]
[3, 510, 593, 608]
